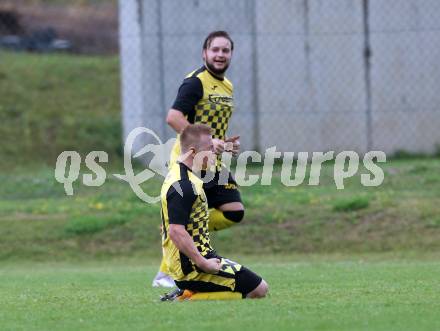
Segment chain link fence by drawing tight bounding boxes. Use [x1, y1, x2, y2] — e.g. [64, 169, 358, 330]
[119, 0, 440, 156]
[1, 0, 440, 162]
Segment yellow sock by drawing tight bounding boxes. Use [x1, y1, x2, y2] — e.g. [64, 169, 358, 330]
[189, 291, 242, 301]
[208, 208, 236, 232]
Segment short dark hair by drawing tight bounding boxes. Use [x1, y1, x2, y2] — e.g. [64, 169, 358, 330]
[180, 124, 212, 153]
[203, 31, 234, 51]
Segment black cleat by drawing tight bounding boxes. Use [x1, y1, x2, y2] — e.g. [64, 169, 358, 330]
[160, 288, 184, 302]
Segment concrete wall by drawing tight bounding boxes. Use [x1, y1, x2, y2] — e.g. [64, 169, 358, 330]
[119, 0, 440, 155]
[369, 0, 440, 154]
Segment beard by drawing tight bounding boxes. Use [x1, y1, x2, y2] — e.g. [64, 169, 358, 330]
[205, 60, 230, 76]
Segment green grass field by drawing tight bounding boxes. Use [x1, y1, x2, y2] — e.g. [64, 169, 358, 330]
[1, 158, 440, 260]
[2, 255, 440, 331]
[0, 52, 121, 166]
[2, 52, 440, 330]
[2, 159, 440, 330]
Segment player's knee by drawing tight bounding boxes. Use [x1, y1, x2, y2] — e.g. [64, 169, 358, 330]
[257, 279, 269, 298]
[223, 210, 244, 223]
[247, 279, 269, 299]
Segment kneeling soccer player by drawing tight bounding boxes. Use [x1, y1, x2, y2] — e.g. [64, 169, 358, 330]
[160, 124, 268, 300]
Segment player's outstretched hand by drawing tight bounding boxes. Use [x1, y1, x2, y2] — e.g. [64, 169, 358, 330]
[225, 136, 240, 156]
[212, 138, 225, 155]
[199, 258, 221, 274]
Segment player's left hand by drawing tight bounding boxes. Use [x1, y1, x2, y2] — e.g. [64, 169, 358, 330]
[225, 136, 240, 156]
[212, 138, 225, 155]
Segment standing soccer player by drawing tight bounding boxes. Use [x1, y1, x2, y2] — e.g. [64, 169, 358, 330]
[152, 31, 244, 287]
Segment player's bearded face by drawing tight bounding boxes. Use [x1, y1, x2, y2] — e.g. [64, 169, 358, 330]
[203, 37, 232, 75]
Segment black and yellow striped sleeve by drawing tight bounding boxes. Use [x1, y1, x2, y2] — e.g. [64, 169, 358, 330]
[166, 180, 197, 226]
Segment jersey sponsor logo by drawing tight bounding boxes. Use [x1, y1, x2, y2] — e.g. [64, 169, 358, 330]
[208, 94, 233, 106]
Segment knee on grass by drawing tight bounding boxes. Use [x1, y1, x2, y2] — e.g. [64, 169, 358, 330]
[247, 279, 269, 299]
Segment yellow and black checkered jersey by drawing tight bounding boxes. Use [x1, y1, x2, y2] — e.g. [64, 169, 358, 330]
[169, 66, 234, 166]
[161, 162, 214, 280]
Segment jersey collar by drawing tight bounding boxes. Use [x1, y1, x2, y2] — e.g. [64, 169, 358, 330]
[203, 65, 225, 81]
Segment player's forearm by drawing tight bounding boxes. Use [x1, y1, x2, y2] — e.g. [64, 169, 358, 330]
[166, 109, 190, 134]
[169, 225, 206, 267]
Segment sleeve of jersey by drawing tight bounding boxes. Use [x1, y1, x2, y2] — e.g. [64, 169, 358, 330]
[166, 180, 197, 226]
[171, 77, 203, 116]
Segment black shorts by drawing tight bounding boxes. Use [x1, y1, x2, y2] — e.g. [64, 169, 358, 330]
[175, 253, 262, 297]
[202, 168, 242, 209]
[175, 265, 262, 298]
